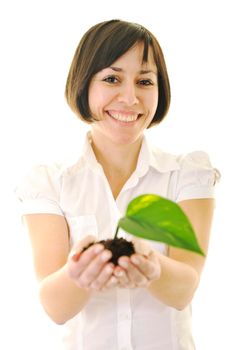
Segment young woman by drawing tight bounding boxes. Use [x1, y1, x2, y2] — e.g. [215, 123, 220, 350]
[16, 19, 219, 349]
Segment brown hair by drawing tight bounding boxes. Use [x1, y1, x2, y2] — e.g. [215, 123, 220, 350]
[65, 19, 170, 127]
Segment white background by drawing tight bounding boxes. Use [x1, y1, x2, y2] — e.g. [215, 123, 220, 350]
[0, 0, 232, 349]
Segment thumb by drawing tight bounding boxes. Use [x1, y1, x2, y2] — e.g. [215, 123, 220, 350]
[131, 237, 152, 257]
[69, 234, 97, 260]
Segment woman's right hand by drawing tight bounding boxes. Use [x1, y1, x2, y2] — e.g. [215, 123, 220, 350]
[66, 235, 118, 291]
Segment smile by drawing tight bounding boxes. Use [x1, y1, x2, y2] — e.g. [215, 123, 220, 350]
[107, 111, 142, 123]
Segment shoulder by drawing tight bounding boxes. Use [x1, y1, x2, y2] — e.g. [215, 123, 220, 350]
[15, 156, 85, 204]
[148, 141, 220, 202]
[174, 151, 220, 202]
[176, 150, 220, 186]
[149, 140, 218, 176]
[177, 151, 215, 170]
[149, 145, 216, 175]
[19, 155, 85, 185]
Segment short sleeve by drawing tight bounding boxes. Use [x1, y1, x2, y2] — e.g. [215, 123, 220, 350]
[174, 151, 220, 202]
[15, 164, 64, 216]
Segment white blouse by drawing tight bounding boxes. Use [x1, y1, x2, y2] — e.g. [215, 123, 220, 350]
[16, 132, 219, 350]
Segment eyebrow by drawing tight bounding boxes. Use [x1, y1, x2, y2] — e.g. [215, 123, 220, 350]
[109, 66, 157, 76]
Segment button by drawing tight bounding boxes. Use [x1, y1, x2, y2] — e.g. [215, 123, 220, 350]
[119, 313, 130, 321]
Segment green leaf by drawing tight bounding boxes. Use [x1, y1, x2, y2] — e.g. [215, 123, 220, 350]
[118, 194, 205, 256]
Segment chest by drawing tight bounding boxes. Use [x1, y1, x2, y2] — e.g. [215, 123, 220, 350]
[60, 168, 173, 250]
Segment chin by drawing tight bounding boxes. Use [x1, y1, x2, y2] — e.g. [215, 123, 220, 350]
[111, 134, 142, 146]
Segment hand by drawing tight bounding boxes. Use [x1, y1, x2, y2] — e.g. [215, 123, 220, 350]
[66, 235, 118, 291]
[113, 238, 161, 289]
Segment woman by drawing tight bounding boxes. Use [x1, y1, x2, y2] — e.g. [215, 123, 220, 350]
[16, 19, 219, 349]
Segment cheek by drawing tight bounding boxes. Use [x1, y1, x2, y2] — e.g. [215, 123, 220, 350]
[88, 87, 112, 113]
[145, 91, 159, 115]
[88, 88, 98, 112]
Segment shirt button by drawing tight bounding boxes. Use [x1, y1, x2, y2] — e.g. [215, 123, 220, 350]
[119, 313, 130, 321]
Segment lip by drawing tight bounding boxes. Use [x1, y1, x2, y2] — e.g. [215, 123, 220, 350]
[105, 110, 143, 124]
[107, 109, 142, 117]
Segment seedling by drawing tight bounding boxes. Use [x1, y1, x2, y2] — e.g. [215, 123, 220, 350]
[115, 194, 204, 255]
[80, 194, 204, 265]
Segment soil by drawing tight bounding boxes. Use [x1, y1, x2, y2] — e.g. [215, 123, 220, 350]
[82, 237, 135, 265]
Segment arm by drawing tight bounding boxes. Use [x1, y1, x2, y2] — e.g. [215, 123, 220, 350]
[23, 214, 115, 324]
[115, 198, 215, 310]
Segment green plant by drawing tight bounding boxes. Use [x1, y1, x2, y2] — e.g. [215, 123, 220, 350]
[114, 194, 204, 256]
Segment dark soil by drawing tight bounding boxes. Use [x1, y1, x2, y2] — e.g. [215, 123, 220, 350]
[82, 237, 135, 265]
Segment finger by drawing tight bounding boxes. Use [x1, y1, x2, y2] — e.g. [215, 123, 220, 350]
[90, 263, 115, 290]
[131, 237, 152, 257]
[69, 234, 98, 260]
[68, 243, 104, 279]
[118, 257, 148, 287]
[78, 249, 112, 287]
[113, 267, 129, 286]
[102, 275, 118, 291]
[130, 254, 161, 281]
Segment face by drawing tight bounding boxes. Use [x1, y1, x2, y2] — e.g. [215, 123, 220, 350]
[88, 42, 159, 146]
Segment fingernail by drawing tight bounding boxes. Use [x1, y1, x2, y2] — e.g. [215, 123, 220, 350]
[111, 276, 117, 283]
[94, 244, 104, 254]
[72, 252, 81, 261]
[101, 250, 112, 261]
[115, 270, 124, 277]
[106, 265, 113, 274]
[131, 256, 140, 265]
[119, 260, 128, 268]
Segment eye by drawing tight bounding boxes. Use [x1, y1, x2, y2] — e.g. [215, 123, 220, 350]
[103, 75, 119, 84]
[138, 79, 154, 86]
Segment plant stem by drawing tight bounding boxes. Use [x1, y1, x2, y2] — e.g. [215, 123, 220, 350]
[114, 225, 120, 240]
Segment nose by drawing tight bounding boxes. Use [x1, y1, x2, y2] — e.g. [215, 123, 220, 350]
[117, 82, 139, 106]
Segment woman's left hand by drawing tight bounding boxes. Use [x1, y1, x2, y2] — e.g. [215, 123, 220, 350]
[113, 238, 161, 289]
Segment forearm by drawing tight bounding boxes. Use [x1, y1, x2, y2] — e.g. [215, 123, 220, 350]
[147, 252, 200, 310]
[39, 265, 92, 324]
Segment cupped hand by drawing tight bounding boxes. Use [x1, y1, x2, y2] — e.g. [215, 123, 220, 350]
[66, 235, 118, 291]
[113, 238, 161, 289]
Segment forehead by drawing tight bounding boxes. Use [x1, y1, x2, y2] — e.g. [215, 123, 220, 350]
[109, 42, 157, 70]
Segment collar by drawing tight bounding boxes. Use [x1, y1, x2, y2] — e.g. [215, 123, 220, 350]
[81, 131, 101, 170]
[134, 136, 180, 178]
[82, 132, 180, 175]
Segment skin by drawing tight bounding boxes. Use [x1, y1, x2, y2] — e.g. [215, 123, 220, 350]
[67, 42, 161, 291]
[88, 42, 159, 198]
[88, 42, 158, 147]
[23, 42, 215, 324]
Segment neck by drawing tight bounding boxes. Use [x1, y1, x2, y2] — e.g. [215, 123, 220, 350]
[90, 131, 142, 174]
[89, 131, 143, 198]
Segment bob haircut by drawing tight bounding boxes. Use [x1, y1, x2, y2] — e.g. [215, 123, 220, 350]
[65, 19, 170, 128]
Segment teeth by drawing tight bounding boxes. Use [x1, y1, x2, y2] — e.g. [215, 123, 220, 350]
[109, 112, 138, 122]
